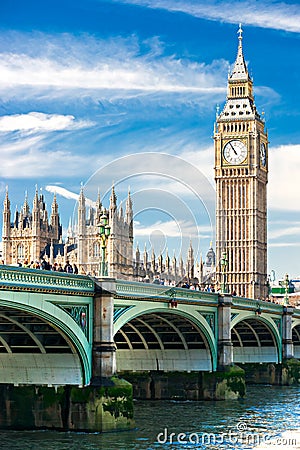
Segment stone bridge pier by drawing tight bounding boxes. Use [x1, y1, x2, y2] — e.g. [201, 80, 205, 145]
[217, 296, 296, 368]
[217, 294, 233, 369]
[91, 278, 116, 384]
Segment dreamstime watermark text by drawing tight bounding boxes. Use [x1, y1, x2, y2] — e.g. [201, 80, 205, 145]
[157, 422, 298, 447]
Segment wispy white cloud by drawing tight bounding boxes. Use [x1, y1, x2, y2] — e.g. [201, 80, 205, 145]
[45, 185, 95, 207]
[134, 218, 211, 238]
[45, 185, 79, 201]
[0, 112, 93, 133]
[268, 144, 300, 212]
[0, 48, 225, 96]
[269, 226, 300, 240]
[269, 220, 300, 226]
[0, 111, 97, 178]
[112, 0, 300, 33]
[0, 142, 89, 178]
[269, 242, 300, 248]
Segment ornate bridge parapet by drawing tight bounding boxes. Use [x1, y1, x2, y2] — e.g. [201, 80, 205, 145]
[0, 265, 94, 295]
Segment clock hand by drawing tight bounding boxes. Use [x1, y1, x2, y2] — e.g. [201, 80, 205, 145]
[229, 142, 237, 155]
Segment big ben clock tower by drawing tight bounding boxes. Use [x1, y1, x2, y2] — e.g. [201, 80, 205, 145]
[214, 25, 268, 299]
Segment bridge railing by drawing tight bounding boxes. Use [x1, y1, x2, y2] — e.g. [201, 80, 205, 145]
[115, 280, 289, 313]
[115, 279, 219, 304]
[232, 296, 283, 313]
[0, 265, 95, 295]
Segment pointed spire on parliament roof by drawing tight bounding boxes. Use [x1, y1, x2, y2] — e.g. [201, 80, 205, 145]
[96, 188, 102, 210]
[4, 186, 10, 210]
[33, 185, 39, 209]
[51, 192, 58, 214]
[78, 183, 85, 206]
[125, 188, 132, 214]
[109, 183, 117, 210]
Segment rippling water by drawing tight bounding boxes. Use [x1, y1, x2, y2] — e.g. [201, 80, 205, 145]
[0, 385, 299, 449]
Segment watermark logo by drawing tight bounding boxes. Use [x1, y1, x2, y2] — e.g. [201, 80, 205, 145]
[157, 422, 298, 447]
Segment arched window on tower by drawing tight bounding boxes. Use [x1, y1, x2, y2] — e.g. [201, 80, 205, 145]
[17, 243, 24, 260]
[93, 242, 100, 258]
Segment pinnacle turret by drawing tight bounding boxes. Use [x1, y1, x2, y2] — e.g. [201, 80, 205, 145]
[4, 187, 10, 211]
[22, 191, 30, 216]
[125, 189, 133, 220]
[33, 185, 39, 210]
[125, 189, 133, 241]
[109, 184, 117, 211]
[96, 188, 102, 212]
[50, 192, 60, 240]
[78, 184, 85, 208]
[143, 244, 148, 268]
[135, 244, 140, 264]
[51, 193, 58, 215]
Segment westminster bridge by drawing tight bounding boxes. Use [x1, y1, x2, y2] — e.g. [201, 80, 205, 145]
[0, 265, 299, 387]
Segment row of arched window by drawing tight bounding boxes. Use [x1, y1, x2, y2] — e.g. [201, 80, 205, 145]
[231, 86, 245, 96]
[221, 122, 250, 133]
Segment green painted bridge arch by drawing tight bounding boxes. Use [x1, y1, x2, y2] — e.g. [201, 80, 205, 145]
[114, 302, 218, 372]
[113, 281, 219, 372]
[0, 265, 94, 386]
[112, 280, 300, 373]
[230, 311, 282, 364]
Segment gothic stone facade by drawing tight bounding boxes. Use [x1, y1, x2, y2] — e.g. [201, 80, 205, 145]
[2, 187, 215, 284]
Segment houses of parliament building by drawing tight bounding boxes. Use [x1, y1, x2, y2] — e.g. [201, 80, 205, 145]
[1, 185, 216, 285]
[1, 25, 269, 299]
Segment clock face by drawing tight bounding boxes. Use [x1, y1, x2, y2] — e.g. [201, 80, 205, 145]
[223, 140, 247, 165]
[260, 143, 266, 167]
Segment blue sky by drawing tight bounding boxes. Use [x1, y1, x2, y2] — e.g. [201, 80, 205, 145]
[0, 0, 299, 280]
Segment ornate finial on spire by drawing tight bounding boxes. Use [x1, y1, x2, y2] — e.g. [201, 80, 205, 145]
[238, 23, 243, 46]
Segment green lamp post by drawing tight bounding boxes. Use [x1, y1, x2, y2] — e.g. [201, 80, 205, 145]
[283, 273, 289, 306]
[98, 208, 111, 277]
[220, 248, 228, 294]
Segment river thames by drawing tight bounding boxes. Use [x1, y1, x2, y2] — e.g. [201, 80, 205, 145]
[0, 385, 299, 449]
